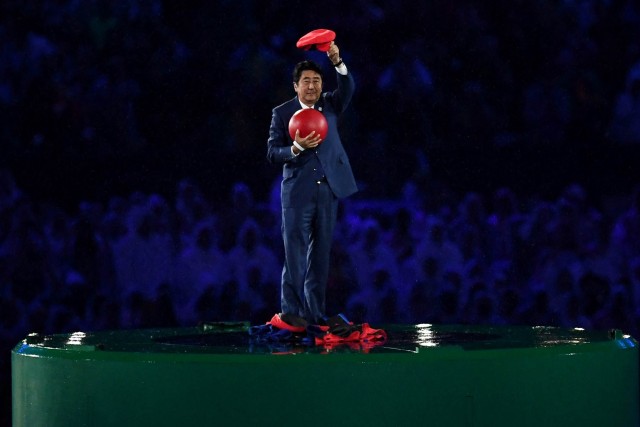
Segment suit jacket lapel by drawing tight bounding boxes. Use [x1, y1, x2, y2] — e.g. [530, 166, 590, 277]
[287, 95, 325, 117]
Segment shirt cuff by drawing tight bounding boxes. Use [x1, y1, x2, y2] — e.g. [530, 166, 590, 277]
[335, 62, 348, 75]
[292, 141, 305, 152]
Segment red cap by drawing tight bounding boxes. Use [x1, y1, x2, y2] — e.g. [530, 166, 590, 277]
[296, 29, 336, 52]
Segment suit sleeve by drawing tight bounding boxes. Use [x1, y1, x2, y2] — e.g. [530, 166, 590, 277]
[266, 107, 298, 164]
[325, 70, 355, 114]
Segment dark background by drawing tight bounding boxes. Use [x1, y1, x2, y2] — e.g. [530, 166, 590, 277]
[3, 0, 640, 205]
[2, 1, 640, 425]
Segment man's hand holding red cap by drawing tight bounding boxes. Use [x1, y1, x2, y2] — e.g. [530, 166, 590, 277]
[326, 42, 342, 66]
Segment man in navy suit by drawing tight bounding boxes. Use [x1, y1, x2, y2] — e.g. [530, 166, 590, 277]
[267, 42, 357, 324]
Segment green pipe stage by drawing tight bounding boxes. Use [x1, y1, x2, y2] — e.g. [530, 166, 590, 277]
[12, 323, 639, 426]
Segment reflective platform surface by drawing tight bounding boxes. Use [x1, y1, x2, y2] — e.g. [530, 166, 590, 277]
[15, 322, 633, 354]
[12, 323, 639, 426]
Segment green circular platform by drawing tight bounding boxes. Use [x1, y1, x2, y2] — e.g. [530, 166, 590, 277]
[12, 323, 639, 427]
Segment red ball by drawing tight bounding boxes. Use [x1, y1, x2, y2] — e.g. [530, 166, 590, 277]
[288, 109, 328, 142]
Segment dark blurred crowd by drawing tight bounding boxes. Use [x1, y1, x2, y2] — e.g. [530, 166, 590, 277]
[2, 169, 639, 339]
[1, 0, 640, 202]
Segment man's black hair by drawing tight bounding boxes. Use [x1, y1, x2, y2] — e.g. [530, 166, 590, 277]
[293, 60, 323, 83]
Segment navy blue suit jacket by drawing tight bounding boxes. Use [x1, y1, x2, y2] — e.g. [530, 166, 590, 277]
[267, 70, 358, 207]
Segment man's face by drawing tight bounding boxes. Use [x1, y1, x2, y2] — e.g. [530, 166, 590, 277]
[294, 70, 322, 106]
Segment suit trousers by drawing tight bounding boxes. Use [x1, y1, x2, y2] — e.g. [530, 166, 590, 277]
[280, 180, 338, 323]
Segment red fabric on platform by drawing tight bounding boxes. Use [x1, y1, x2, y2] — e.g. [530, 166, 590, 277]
[268, 313, 306, 333]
